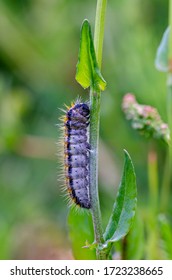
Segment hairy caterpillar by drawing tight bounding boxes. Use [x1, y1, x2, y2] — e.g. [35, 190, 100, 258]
[62, 101, 91, 209]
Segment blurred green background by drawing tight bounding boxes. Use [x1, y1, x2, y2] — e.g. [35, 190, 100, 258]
[0, 0, 170, 259]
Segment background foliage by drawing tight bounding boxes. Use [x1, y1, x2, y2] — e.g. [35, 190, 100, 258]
[0, 0, 170, 259]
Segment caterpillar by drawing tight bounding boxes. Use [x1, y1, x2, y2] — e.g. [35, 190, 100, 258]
[62, 101, 91, 209]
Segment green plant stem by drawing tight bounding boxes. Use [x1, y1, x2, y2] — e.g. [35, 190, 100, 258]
[89, 89, 105, 259]
[89, 0, 107, 259]
[161, 75, 172, 211]
[161, 0, 172, 212]
[148, 143, 158, 212]
[89, 90, 102, 244]
[146, 143, 159, 259]
[168, 0, 172, 188]
[94, 0, 107, 68]
[169, 0, 172, 60]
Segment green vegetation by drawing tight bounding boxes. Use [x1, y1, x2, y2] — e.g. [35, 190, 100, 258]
[0, 0, 171, 260]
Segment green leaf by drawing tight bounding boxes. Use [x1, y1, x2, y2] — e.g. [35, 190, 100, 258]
[104, 150, 137, 243]
[158, 214, 172, 259]
[155, 27, 169, 72]
[75, 19, 106, 92]
[68, 207, 96, 260]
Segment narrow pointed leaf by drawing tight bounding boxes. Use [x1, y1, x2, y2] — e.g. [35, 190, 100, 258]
[155, 27, 169, 72]
[104, 150, 137, 243]
[75, 19, 106, 91]
[68, 207, 96, 260]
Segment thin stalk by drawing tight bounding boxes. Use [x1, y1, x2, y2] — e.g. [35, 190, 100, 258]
[161, 0, 172, 211]
[161, 75, 172, 209]
[161, 77, 172, 211]
[89, 0, 107, 259]
[169, 0, 172, 61]
[89, 89, 103, 245]
[94, 0, 107, 68]
[146, 143, 159, 259]
[89, 89, 105, 259]
[167, 0, 172, 148]
[148, 144, 158, 213]
[168, 0, 172, 193]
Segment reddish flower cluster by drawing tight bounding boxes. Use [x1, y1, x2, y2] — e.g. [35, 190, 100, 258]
[122, 93, 170, 143]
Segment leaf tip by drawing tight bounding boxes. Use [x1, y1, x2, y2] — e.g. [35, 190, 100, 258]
[155, 26, 170, 72]
[81, 19, 90, 31]
[82, 18, 89, 25]
[123, 149, 130, 160]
